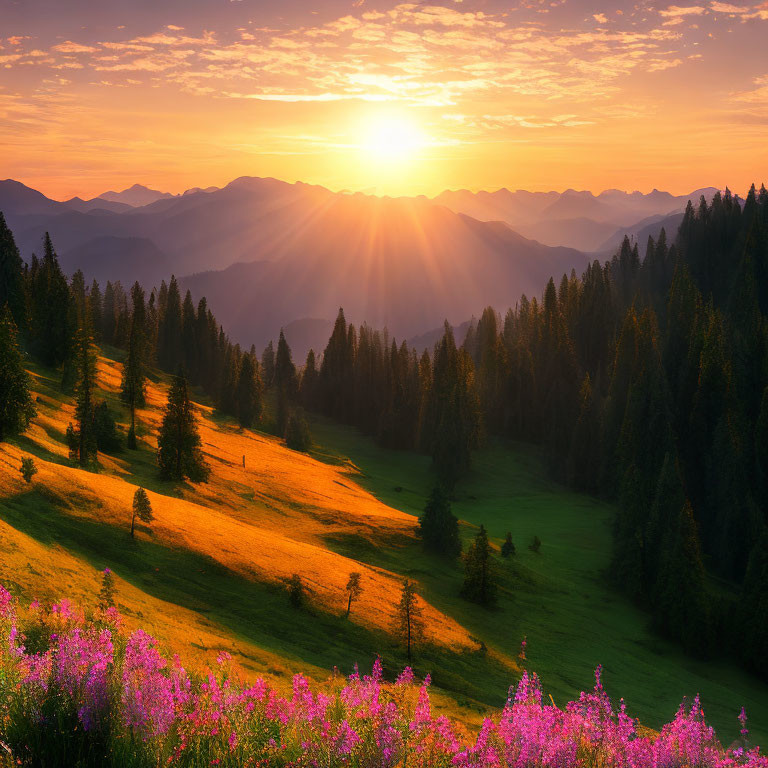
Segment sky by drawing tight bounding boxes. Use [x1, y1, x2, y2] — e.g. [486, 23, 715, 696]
[1, 0, 767, 199]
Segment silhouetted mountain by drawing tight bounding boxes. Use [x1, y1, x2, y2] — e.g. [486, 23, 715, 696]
[179, 190, 589, 349]
[99, 184, 174, 207]
[63, 197, 133, 214]
[434, 185, 721, 248]
[515, 217, 622, 252]
[433, 188, 559, 227]
[4, 176, 723, 351]
[0, 179, 66, 217]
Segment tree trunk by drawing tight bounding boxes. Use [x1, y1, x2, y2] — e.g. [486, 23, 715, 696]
[406, 606, 412, 660]
[130, 511, 135, 538]
[346, 594, 352, 617]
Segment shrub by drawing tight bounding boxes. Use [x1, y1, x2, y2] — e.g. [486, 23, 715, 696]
[20, 456, 37, 484]
[501, 532, 515, 558]
[93, 401, 121, 453]
[529, 535, 542, 553]
[286, 410, 312, 452]
[287, 573, 304, 608]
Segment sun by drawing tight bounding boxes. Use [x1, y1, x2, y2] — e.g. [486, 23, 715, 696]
[359, 113, 427, 164]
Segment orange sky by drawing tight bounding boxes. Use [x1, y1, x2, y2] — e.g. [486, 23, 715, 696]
[1, 0, 767, 199]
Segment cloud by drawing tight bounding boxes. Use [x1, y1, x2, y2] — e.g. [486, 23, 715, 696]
[51, 41, 99, 53]
[593, 13, 608, 23]
[659, 4, 706, 16]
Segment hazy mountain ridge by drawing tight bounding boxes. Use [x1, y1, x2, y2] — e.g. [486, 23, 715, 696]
[0, 176, 718, 353]
[433, 185, 720, 251]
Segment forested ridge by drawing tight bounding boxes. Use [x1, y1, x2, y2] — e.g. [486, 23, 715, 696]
[1, 185, 767, 681]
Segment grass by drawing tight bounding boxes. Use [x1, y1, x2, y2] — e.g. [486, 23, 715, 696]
[1, 350, 766, 745]
[309, 417, 768, 745]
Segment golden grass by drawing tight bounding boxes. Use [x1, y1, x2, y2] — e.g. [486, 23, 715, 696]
[0, 356, 477, 655]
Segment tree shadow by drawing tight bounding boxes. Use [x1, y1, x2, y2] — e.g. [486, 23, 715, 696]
[0, 488, 506, 706]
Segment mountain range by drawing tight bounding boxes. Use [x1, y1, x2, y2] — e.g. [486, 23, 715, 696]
[0, 177, 717, 356]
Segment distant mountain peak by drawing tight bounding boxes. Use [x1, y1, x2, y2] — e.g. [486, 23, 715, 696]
[98, 184, 175, 207]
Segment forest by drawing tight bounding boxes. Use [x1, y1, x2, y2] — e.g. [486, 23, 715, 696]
[1, 185, 767, 684]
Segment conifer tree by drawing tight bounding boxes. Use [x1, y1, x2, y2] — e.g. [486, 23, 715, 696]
[102, 281, 117, 346]
[742, 529, 768, 680]
[320, 308, 354, 421]
[418, 486, 461, 557]
[30, 233, 71, 367]
[121, 283, 148, 448]
[461, 524, 498, 606]
[423, 323, 480, 487]
[501, 532, 515, 558]
[393, 579, 424, 660]
[181, 289, 198, 382]
[654, 501, 711, 657]
[288, 574, 305, 608]
[89, 280, 103, 342]
[130, 487, 154, 538]
[158, 276, 183, 372]
[0, 305, 35, 441]
[20, 456, 37, 483]
[285, 409, 312, 452]
[235, 351, 263, 428]
[261, 341, 275, 389]
[756, 386, 768, 509]
[157, 372, 210, 482]
[345, 572, 362, 617]
[98, 568, 116, 609]
[274, 330, 298, 435]
[567, 373, 600, 492]
[300, 349, 319, 410]
[68, 316, 98, 466]
[0, 212, 27, 333]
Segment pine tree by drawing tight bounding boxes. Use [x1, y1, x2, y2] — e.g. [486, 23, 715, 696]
[288, 574, 305, 608]
[654, 501, 711, 657]
[20, 456, 37, 483]
[98, 568, 116, 609]
[461, 524, 498, 606]
[742, 529, 768, 680]
[345, 572, 362, 617]
[181, 290, 198, 382]
[235, 351, 263, 428]
[261, 341, 275, 389]
[0, 305, 35, 442]
[68, 318, 98, 466]
[121, 283, 148, 448]
[423, 323, 480, 487]
[130, 487, 154, 538]
[285, 409, 312, 451]
[393, 579, 424, 660]
[0, 213, 27, 333]
[300, 349, 319, 410]
[89, 280, 103, 342]
[157, 372, 210, 482]
[274, 330, 298, 435]
[320, 308, 354, 421]
[501, 532, 515, 558]
[30, 233, 71, 367]
[158, 276, 183, 372]
[567, 373, 600, 492]
[418, 486, 461, 557]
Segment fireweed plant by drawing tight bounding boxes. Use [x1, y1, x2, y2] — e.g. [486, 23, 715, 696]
[0, 584, 765, 768]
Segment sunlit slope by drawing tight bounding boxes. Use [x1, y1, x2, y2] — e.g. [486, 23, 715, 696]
[0, 355, 480, 685]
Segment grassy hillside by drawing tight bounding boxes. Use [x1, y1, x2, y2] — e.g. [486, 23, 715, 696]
[309, 420, 768, 744]
[0, 351, 766, 745]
